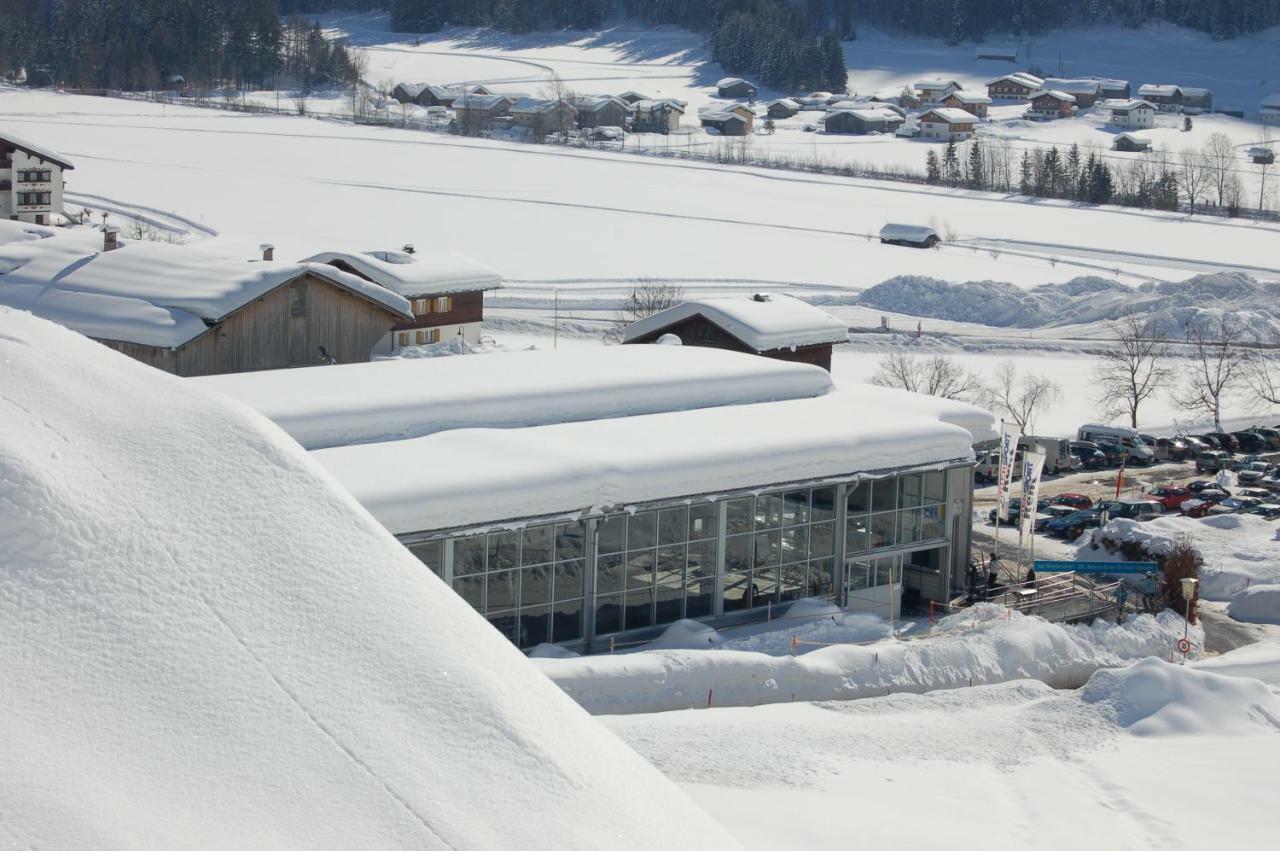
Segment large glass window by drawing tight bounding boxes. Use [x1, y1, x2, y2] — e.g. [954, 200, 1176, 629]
[724, 487, 835, 611]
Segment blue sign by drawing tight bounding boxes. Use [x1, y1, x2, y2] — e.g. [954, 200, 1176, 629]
[1034, 560, 1156, 574]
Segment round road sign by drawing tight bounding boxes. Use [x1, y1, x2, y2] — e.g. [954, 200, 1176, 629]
[1177, 638, 1192, 655]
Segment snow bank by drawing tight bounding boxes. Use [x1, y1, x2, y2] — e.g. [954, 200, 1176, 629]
[534, 605, 1199, 715]
[0, 309, 733, 848]
[1227, 585, 1280, 625]
[1081, 658, 1280, 736]
[1194, 640, 1280, 686]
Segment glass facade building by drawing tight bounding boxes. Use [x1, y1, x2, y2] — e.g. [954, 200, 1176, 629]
[398, 464, 971, 651]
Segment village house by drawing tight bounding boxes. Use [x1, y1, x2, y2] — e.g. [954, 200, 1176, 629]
[632, 99, 685, 133]
[1112, 132, 1152, 153]
[1108, 99, 1156, 130]
[1138, 84, 1183, 111]
[451, 93, 516, 132]
[618, 91, 649, 105]
[1026, 90, 1076, 120]
[510, 98, 578, 135]
[793, 91, 833, 110]
[1092, 78, 1132, 99]
[699, 103, 755, 136]
[0, 225, 414, 376]
[716, 77, 758, 99]
[823, 106, 904, 135]
[1179, 87, 1213, 112]
[975, 47, 1017, 62]
[917, 108, 976, 142]
[392, 83, 490, 107]
[1262, 94, 1280, 124]
[985, 72, 1043, 100]
[765, 98, 800, 119]
[1041, 78, 1103, 107]
[571, 95, 629, 129]
[915, 79, 963, 102]
[0, 132, 72, 225]
[940, 90, 991, 118]
[302, 247, 501, 352]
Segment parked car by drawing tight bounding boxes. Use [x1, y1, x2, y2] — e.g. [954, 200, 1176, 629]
[1238, 461, 1273, 485]
[1195, 450, 1232, 473]
[1045, 509, 1104, 539]
[1076, 424, 1156, 465]
[1111, 498, 1166, 521]
[1206, 431, 1241, 453]
[1230, 431, 1268, 453]
[1148, 486, 1193, 511]
[1196, 433, 1223, 450]
[1208, 496, 1262, 515]
[974, 449, 1025, 485]
[1246, 503, 1280, 520]
[1182, 489, 1232, 517]
[1235, 487, 1274, 502]
[987, 497, 1049, 526]
[1245, 426, 1280, 450]
[1155, 436, 1191, 462]
[1187, 479, 1226, 493]
[1096, 441, 1128, 466]
[1069, 441, 1107, 469]
[1048, 493, 1092, 510]
[1180, 435, 1209, 454]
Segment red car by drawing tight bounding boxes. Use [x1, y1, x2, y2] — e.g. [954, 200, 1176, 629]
[1050, 493, 1093, 510]
[1182, 489, 1231, 517]
[1148, 486, 1192, 511]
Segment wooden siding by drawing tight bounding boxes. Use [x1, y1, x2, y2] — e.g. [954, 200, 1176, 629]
[396, 290, 484, 331]
[577, 102, 628, 128]
[625, 314, 834, 371]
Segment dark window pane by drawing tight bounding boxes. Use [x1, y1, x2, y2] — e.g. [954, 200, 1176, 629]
[519, 606, 550, 648]
[654, 573, 684, 625]
[921, 504, 947, 541]
[488, 530, 519, 571]
[807, 558, 835, 597]
[625, 549, 655, 590]
[628, 511, 657, 550]
[870, 511, 898, 549]
[625, 589, 654, 630]
[597, 515, 625, 554]
[487, 610, 518, 644]
[687, 539, 717, 579]
[658, 506, 688, 545]
[725, 534, 752, 572]
[782, 525, 808, 564]
[780, 563, 806, 602]
[723, 571, 751, 612]
[555, 522, 585, 562]
[756, 493, 784, 528]
[900, 509, 921, 544]
[924, 471, 947, 504]
[846, 560, 872, 591]
[750, 567, 779, 606]
[899, 474, 923, 509]
[754, 530, 781, 569]
[726, 497, 754, 535]
[810, 521, 835, 557]
[685, 580, 714, 619]
[811, 487, 836, 522]
[551, 599, 583, 643]
[783, 490, 810, 526]
[689, 502, 718, 540]
[594, 594, 624, 635]
[454, 534, 486, 575]
[873, 556, 899, 587]
[407, 540, 443, 577]
[487, 569, 518, 610]
[520, 525, 553, 566]
[871, 478, 897, 512]
[554, 560, 584, 601]
[657, 546, 685, 585]
[596, 554, 624, 595]
[846, 517, 869, 554]
[453, 575, 484, 610]
[521, 565, 552, 607]
[847, 482, 871, 514]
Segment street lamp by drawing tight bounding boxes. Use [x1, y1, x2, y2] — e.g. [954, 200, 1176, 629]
[1179, 576, 1199, 664]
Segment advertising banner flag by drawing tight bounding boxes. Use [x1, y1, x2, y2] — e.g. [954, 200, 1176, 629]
[995, 421, 1022, 521]
[1019, 450, 1047, 541]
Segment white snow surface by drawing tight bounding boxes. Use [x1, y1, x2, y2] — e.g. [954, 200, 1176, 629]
[622, 293, 848, 351]
[300, 247, 501, 297]
[311, 382, 987, 534]
[535, 605, 1200, 714]
[0, 309, 734, 848]
[1227, 585, 1280, 626]
[194, 345, 834, 450]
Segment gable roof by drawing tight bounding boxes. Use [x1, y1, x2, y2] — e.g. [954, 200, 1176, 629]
[943, 91, 992, 104]
[633, 98, 687, 114]
[571, 95, 627, 112]
[716, 77, 755, 89]
[0, 131, 74, 170]
[1179, 86, 1211, 98]
[879, 223, 940, 243]
[510, 97, 575, 115]
[1041, 78, 1102, 96]
[766, 98, 800, 110]
[623, 293, 847, 352]
[916, 79, 962, 90]
[1031, 89, 1076, 103]
[1114, 132, 1151, 147]
[1139, 84, 1181, 97]
[919, 107, 977, 123]
[1110, 99, 1155, 111]
[452, 93, 513, 110]
[1264, 94, 1280, 109]
[986, 73, 1044, 88]
[300, 248, 501, 298]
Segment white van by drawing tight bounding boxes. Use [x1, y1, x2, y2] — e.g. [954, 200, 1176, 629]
[1076, 424, 1156, 466]
[1019, 435, 1076, 474]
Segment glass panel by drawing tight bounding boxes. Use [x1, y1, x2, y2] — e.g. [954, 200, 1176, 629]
[487, 610, 518, 644]
[520, 525, 553, 566]
[554, 560, 584, 601]
[810, 521, 835, 557]
[406, 540, 443, 577]
[782, 490, 810, 526]
[873, 556, 898, 587]
[924, 471, 947, 503]
[594, 594, 624, 635]
[551, 599, 583, 643]
[726, 497, 754, 535]
[625, 549, 655, 590]
[754, 530, 781, 569]
[807, 558, 835, 597]
[555, 522, 584, 562]
[870, 512, 898, 549]
[899, 474, 923, 509]
[657, 546, 685, 586]
[847, 481, 870, 514]
[487, 530, 519, 571]
[521, 565, 552, 607]
[725, 533, 752, 572]
[654, 572, 684, 625]
[625, 589, 654, 630]
[658, 507, 688, 546]
[845, 516, 869, 554]
[782, 525, 808, 564]
[779, 563, 806, 602]
[846, 560, 872, 591]
[487, 569, 518, 610]
[685, 580, 714, 619]
[900, 508, 921, 545]
[751, 567, 779, 606]
[687, 538, 717, 579]
[723, 572, 751, 612]
[597, 514, 625, 554]
[628, 511, 658, 550]
[596, 553, 624, 595]
[453, 575, 484, 609]
[871, 478, 898, 512]
[689, 502, 718, 540]
[921, 504, 947, 541]
[519, 605, 550, 648]
[756, 493, 785, 528]
[454, 534, 486, 576]
[811, 487, 836, 522]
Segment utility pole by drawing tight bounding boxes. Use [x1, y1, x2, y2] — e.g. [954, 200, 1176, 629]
[553, 288, 559, 349]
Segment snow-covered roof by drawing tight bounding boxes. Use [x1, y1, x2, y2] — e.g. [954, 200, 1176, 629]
[572, 95, 627, 111]
[301, 248, 501, 297]
[452, 93, 513, 109]
[193, 346, 833, 451]
[0, 131, 74, 170]
[393, 82, 427, 97]
[1110, 99, 1155, 111]
[944, 91, 992, 104]
[633, 98, 686, 113]
[879, 223, 940, 243]
[1114, 132, 1151, 148]
[622, 293, 847, 352]
[0, 309, 735, 847]
[916, 79, 961, 90]
[312, 384, 986, 534]
[1041, 78, 1102, 95]
[919, 107, 977, 123]
[826, 106, 903, 123]
[0, 230, 411, 348]
[766, 98, 800, 110]
[1180, 87, 1211, 98]
[699, 107, 750, 123]
[986, 73, 1043, 88]
[716, 77, 754, 89]
[510, 97, 574, 115]
[1138, 84, 1181, 97]
[1264, 94, 1280, 109]
[1032, 90, 1076, 103]
[619, 90, 649, 100]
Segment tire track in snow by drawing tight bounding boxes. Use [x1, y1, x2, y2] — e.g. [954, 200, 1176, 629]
[957, 236, 1280, 278]
[64, 191, 218, 240]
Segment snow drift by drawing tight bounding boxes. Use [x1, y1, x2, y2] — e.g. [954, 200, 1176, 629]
[534, 605, 1199, 715]
[1227, 585, 1280, 625]
[0, 309, 734, 848]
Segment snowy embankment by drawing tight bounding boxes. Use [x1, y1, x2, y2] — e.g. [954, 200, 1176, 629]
[535, 605, 1199, 715]
[0, 310, 733, 848]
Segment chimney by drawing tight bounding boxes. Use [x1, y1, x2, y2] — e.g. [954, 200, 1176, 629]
[402, 243, 416, 255]
[103, 226, 119, 252]
[259, 243, 274, 261]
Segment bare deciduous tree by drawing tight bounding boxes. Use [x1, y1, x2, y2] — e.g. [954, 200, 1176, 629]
[1243, 351, 1280, 407]
[985, 360, 1062, 433]
[870, 352, 985, 401]
[1093, 312, 1172, 428]
[1202, 132, 1237, 208]
[1177, 147, 1210, 213]
[620, 279, 685, 322]
[1174, 315, 1245, 431]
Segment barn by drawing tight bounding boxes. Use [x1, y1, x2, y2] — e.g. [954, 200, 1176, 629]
[716, 77, 759, 99]
[824, 107, 904, 134]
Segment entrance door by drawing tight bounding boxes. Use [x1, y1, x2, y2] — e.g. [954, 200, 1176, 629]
[844, 555, 901, 619]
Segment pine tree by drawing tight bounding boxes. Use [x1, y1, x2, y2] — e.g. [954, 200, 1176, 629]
[925, 149, 941, 184]
[943, 140, 961, 186]
[967, 141, 984, 189]
[1019, 151, 1032, 194]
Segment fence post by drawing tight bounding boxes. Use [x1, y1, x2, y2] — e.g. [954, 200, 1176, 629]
[790, 635, 798, 657]
[609, 636, 615, 655]
[706, 688, 713, 708]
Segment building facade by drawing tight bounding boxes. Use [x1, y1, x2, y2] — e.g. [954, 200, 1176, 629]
[0, 134, 72, 225]
[918, 108, 976, 141]
[1026, 90, 1076, 120]
[1109, 100, 1155, 129]
[986, 73, 1043, 100]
